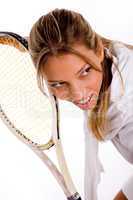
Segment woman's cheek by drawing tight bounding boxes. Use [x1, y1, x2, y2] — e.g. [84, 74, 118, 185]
[89, 72, 103, 93]
[50, 88, 69, 100]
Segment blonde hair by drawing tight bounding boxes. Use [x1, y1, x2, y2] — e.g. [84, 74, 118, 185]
[29, 8, 126, 141]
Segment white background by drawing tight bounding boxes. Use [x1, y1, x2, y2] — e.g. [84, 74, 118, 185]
[0, 0, 133, 199]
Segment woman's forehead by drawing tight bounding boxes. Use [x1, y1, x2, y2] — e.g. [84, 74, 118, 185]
[43, 53, 86, 80]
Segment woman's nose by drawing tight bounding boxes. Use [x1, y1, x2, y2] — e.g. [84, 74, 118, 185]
[69, 83, 87, 101]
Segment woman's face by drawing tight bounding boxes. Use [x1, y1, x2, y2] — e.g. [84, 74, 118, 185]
[43, 44, 104, 110]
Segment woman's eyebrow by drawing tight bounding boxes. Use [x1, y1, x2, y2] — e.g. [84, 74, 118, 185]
[48, 80, 65, 83]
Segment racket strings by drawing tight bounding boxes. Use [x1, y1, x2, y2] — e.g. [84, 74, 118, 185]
[0, 106, 37, 146]
[0, 39, 53, 145]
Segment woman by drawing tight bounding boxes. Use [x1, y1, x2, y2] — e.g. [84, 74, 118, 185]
[28, 8, 133, 200]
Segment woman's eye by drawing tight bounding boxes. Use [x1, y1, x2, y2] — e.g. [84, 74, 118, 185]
[49, 82, 64, 88]
[81, 65, 91, 76]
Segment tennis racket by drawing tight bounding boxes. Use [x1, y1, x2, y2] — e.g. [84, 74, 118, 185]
[0, 32, 82, 200]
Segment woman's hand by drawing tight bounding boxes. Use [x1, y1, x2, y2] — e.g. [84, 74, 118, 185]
[113, 190, 128, 200]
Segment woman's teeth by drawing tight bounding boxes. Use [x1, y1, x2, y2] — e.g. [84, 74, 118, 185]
[79, 96, 91, 104]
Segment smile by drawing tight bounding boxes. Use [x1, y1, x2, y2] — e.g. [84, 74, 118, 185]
[73, 94, 97, 110]
[78, 96, 91, 104]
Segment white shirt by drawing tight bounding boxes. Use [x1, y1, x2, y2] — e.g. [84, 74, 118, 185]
[84, 42, 133, 200]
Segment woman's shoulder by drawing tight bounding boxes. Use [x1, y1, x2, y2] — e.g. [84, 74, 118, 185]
[111, 40, 133, 55]
[111, 40, 133, 73]
[110, 40, 133, 103]
[111, 40, 133, 71]
[105, 41, 133, 141]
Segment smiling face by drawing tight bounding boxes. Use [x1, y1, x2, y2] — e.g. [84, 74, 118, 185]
[42, 44, 104, 110]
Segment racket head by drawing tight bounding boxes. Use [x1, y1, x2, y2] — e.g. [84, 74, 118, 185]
[0, 32, 82, 200]
[0, 32, 59, 150]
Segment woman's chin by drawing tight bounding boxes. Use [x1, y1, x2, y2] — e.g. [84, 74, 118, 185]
[73, 99, 96, 110]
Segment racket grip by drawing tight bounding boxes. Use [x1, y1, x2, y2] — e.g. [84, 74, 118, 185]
[67, 192, 82, 200]
[67, 197, 82, 200]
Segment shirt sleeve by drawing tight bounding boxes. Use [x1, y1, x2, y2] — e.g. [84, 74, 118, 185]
[105, 87, 133, 200]
[104, 43, 133, 199]
[104, 94, 133, 163]
[112, 118, 133, 200]
[107, 97, 133, 164]
[122, 175, 133, 200]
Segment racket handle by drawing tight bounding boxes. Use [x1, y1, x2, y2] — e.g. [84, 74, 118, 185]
[67, 197, 82, 200]
[67, 192, 82, 200]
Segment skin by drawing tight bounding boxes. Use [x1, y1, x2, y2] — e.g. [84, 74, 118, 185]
[43, 43, 104, 110]
[113, 190, 128, 200]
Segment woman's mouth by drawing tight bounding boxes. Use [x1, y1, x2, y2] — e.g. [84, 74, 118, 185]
[73, 94, 97, 110]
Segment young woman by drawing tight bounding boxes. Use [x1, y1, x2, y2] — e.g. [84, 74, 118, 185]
[28, 8, 133, 200]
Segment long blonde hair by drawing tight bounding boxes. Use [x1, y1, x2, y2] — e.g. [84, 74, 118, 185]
[28, 8, 128, 141]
